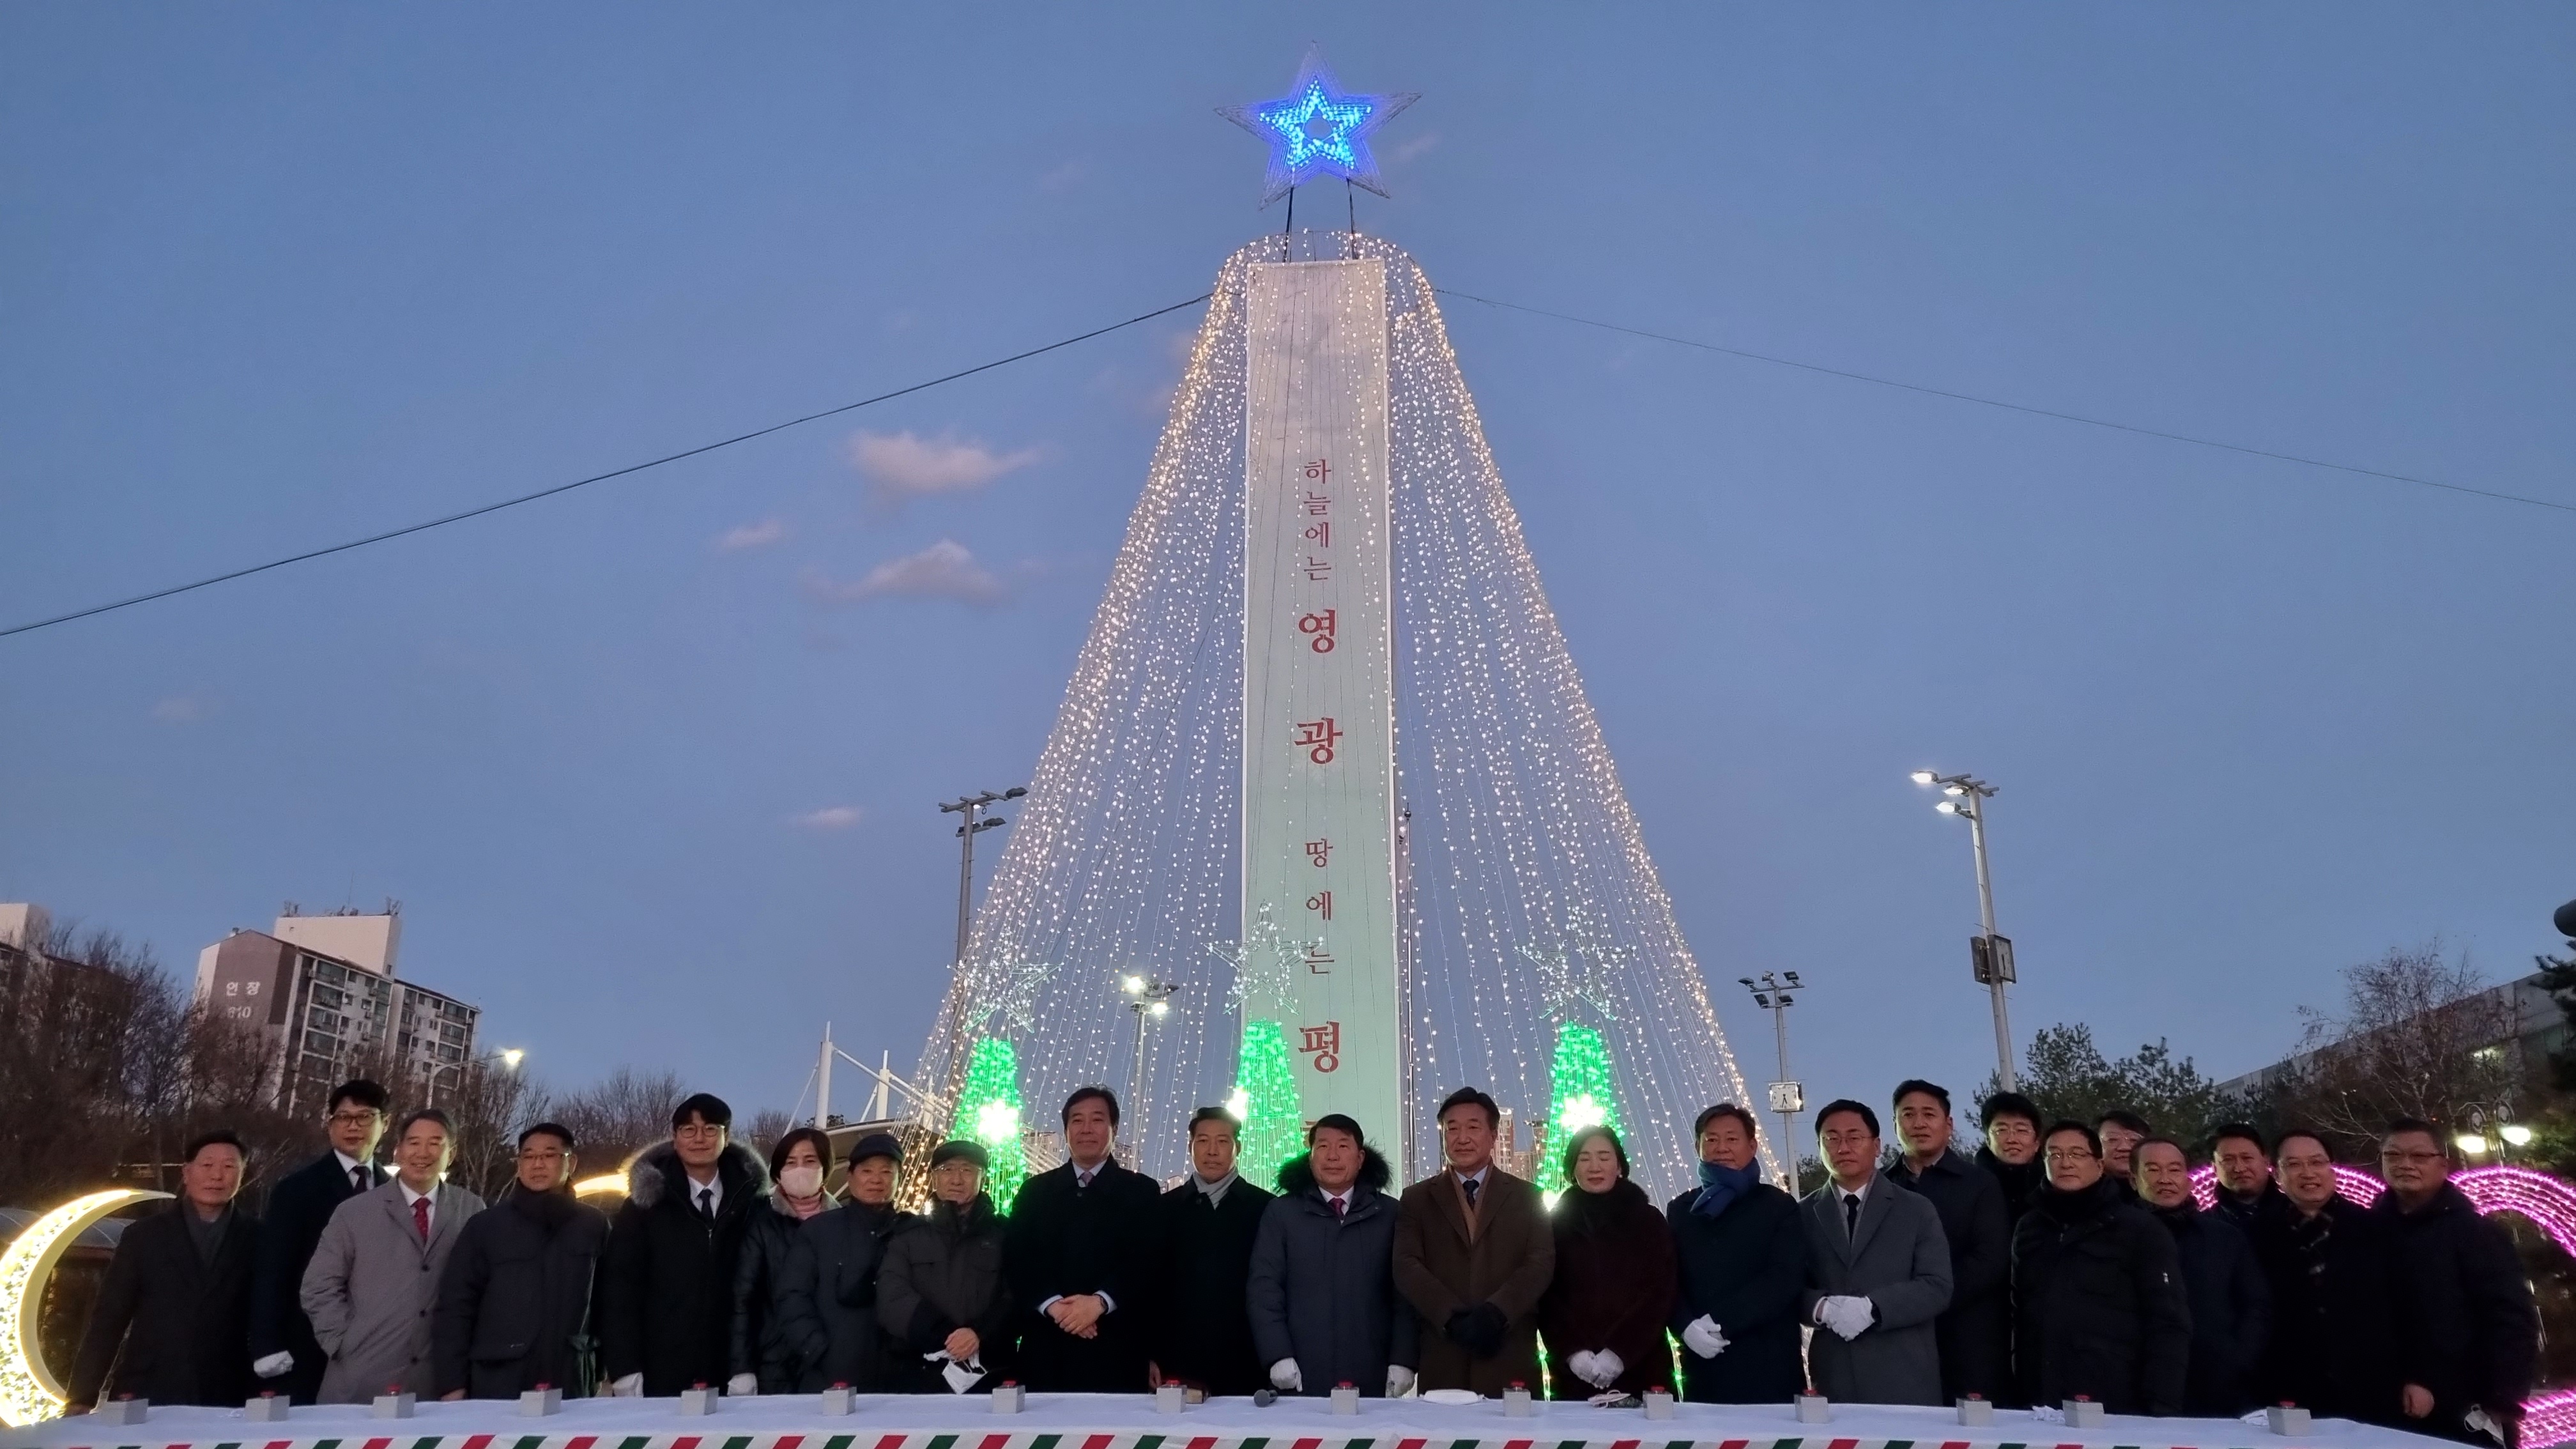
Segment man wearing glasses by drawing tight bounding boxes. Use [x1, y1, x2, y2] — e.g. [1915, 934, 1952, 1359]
[249, 1080, 389, 1402]
[2372, 1120, 2538, 1445]
[1797, 1099, 1952, 1406]
[2251, 1129, 2401, 1425]
[432, 1123, 611, 1399]
[2007, 1121, 2189, 1414]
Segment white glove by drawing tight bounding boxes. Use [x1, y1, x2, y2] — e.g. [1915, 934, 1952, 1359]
[2030, 1404, 2066, 1425]
[1386, 1365, 1415, 1397]
[1588, 1349, 1624, 1387]
[1567, 1350, 1598, 1386]
[1820, 1294, 1874, 1340]
[1682, 1315, 1727, 1358]
[1270, 1358, 1303, 1392]
[725, 1372, 758, 1397]
[252, 1351, 295, 1379]
[610, 1372, 644, 1398]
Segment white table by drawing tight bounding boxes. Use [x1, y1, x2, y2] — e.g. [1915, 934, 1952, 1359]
[3, 1393, 2460, 1449]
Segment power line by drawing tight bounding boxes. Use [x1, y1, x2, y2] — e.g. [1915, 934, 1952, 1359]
[0, 293, 1213, 640]
[1434, 288, 2576, 518]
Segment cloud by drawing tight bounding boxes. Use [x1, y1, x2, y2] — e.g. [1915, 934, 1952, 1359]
[151, 696, 203, 723]
[714, 518, 788, 552]
[1038, 157, 1092, 194]
[794, 806, 864, 831]
[802, 539, 1009, 606]
[1390, 131, 1441, 164]
[848, 430, 1040, 503]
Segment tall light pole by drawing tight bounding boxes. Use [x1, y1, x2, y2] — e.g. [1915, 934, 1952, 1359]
[940, 787, 1027, 966]
[1737, 972, 1804, 1189]
[1911, 769, 2014, 1091]
[1120, 972, 1178, 1166]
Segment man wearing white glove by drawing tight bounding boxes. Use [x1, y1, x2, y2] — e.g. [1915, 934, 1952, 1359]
[1797, 1100, 1952, 1406]
[1668, 1105, 1800, 1402]
[608, 1373, 643, 1397]
[1246, 1115, 1419, 1396]
[1680, 1315, 1728, 1359]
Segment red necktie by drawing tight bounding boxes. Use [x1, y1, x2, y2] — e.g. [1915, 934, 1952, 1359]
[413, 1195, 432, 1243]
[1333, 1195, 1347, 1218]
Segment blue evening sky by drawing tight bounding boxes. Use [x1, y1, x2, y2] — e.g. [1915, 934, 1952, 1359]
[4, 6, 2571, 1136]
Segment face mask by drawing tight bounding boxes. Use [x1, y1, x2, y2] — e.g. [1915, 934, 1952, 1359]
[780, 1165, 824, 1199]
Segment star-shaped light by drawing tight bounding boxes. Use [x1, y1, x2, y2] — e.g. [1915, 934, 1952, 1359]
[1220, 47, 1420, 208]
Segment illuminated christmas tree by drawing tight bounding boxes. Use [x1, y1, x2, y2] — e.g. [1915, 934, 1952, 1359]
[1543, 1021, 1624, 1193]
[912, 55, 1763, 1197]
[954, 1036, 1027, 1211]
[1230, 1020, 1305, 1191]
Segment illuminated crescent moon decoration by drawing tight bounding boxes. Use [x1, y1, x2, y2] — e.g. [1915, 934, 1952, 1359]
[572, 1171, 629, 1198]
[0, 1189, 171, 1427]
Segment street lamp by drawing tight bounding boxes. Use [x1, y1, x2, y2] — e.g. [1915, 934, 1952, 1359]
[1121, 972, 1179, 1165]
[1912, 769, 2016, 1092]
[2501, 1124, 2535, 1148]
[940, 786, 1028, 967]
[1737, 972, 1805, 1189]
[499, 1048, 525, 1071]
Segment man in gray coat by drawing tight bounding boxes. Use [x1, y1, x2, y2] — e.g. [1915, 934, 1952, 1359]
[302, 1108, 486, 1402]
[1247, 1114, 1418, 1397]
[1800, 1099, 1953, 1406]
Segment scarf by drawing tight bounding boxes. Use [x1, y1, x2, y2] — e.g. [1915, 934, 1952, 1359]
[1692, 1158, 1763, 1218]
[1192, 1170, 1239, 1207]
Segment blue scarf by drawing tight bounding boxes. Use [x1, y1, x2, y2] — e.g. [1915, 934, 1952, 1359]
[1692, 1158, 1761, 1218]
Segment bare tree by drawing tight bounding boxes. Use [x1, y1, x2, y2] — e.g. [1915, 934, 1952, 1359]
[744, 1108, 795, 1158]
[2276, 940, 2526, 1144]
[552, 1067, 688, 1176]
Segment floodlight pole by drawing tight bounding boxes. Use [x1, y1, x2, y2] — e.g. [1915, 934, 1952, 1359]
[1738, 972, 1805, 1190]
[940, 787, 1026, 966]
[1964, 792, 2015, 1092]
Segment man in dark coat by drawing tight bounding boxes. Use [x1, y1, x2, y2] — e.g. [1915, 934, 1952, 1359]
[780, 1132, 907, 1391]
[599, 1092, 771, 1395]
[1247, 1114, 1417, 1395]
[247, 1078, 387, 1402]
[1146, 1107, 1273, 1395]
[2252, 1129, 2403, 1425]
[877, 1140, 1015, 1393]
[1003, 1086, 1160, 1392]
[2138, 1137, 2270, 1414]
[2011, 1121, 2191, 1416]
[431, 1123, 610, 1399]
[66, 1131, 260, 1412]
[2373, 1119, 2540, 1445]
[1667, 1103, 1805, 1404]
[1976, 1092, 2046, 1238]
[1394, 1087, 1555, 1396]
[1800, 1100, 1954, 1406]
[2210, 1123, 2289, 1235]
[1886, 1079, 2011, 1404]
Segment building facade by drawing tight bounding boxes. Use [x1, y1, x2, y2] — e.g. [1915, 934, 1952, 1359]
[195, 908, 479, 1113]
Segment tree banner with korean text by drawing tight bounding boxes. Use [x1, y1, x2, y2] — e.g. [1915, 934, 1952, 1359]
[1241, 257, 1403, 1170]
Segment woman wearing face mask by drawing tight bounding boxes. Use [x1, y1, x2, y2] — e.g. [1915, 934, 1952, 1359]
[728, 1128, 836, 1395]
[1538, 1126, 1674, 1399]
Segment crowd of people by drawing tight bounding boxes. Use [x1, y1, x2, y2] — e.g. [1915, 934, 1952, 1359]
[61, 1075, 2544, 1445]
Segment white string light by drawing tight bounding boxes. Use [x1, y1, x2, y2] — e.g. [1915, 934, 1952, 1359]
[916, 232, 1766, 1195]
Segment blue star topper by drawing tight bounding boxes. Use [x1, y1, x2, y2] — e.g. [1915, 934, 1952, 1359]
[1220, 47, 1420, 208]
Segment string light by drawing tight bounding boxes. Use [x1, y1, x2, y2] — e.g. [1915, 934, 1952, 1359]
[1218, 47, 1420, 207]
[914, 231, 1761, 1199]
[956, 1036, 1027, 1211]
[1233, 1020, 1306, 1191]
[1543, 1022, 1622, 1194]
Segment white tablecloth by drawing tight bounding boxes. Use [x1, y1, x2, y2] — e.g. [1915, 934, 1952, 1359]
[4, 1392, 2460, 1449]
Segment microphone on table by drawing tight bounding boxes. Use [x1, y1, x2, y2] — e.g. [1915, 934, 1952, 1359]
[1254, 1389, 1279, 1407]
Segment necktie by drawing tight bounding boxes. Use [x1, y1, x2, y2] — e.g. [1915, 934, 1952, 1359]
[1461, 1176, 1481, 1209]
[1333, 1195, 1347, 1218]
[1844, 1192, 1862, 1236]
[697, 1188, 715, 1222]
[352, 1165, 369, 1192]
[412, 1195, 431, 1243]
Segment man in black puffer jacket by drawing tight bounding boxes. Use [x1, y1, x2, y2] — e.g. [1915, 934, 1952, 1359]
[2137, 1137, 2269, 1415]
[2011, 1121, 2191, 1416]
[432, 1123, 610, 1399]
[2372, 1120, 2539, 1446]
[598, 1094, 772, 1396]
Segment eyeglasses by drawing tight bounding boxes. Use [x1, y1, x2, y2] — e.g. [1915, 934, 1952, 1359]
[2379, 1149, 2446, 1165]
[328, 1111, 383, 1128]
[2043, 1148, 2098, 1163]
[518, 1146, 568, 1163]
